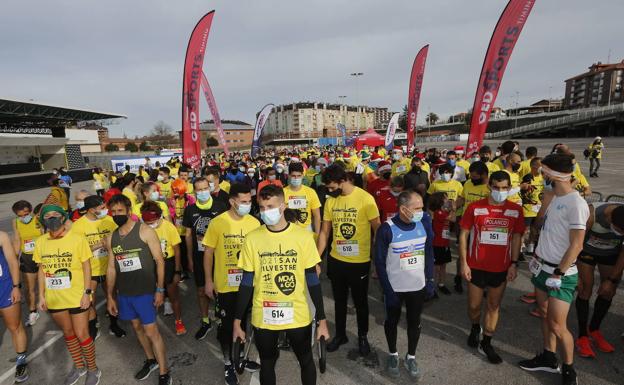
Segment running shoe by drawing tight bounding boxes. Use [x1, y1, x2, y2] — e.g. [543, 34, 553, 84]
[529, 307, 542, 318]
[358, 336, 371, 357]
[15, 364, 28, 383]
[27, 311, 40, 326]
[520, 293, 536, 304]
[467, 326, 481, 348]
[64, 366, 87, 385]
[224, 364, 239, 385]
[479, 342, 503, 364]
[562, 366, 578, 385]
[589, 330, 615, 353]
[163, 300, 173, 316]
[85, 369, 101, 385]
[386, 354, 399, 378]
[135, 359, 159, 380]
[243, 359, 260, 373]
[158, 372, 172, 385]
[109, 323, 127, 338]
[404, 355, 420, 379]
[175, 319, 187, 335]
[438, 285, 452, 295]
[194, 321, 212, 340]
[326, 335, 348, 352]
[575, 336, 596, 358]
[518, 352, 560, 373]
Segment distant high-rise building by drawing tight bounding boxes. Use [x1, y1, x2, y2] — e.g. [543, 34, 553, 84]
[564, 60, 624, 109]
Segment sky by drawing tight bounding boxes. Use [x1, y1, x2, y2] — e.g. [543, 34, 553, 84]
[1, 0, 622, 137]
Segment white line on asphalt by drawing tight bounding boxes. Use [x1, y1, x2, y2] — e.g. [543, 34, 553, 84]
[0, 299, 106, 385]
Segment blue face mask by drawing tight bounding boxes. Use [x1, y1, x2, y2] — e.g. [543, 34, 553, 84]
[19, 214, 33, 224]
[448, 159, 456, 167]
[290, 177, 302, 187]
[150, 191, 160, 201]
[196, 190, 212, 203]
[260, 207, 282, 226]
[412, 211, 424, 223]
[491, 190, 509, 203]
[76, 201, 85, 210]
[236, 203, 252, 216]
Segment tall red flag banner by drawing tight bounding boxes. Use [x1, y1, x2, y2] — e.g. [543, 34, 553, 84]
[182, 11, 215, 169]
[200, 71, 229, 156]
[466, 0, 535, 155]
[407, 44, 429, 153]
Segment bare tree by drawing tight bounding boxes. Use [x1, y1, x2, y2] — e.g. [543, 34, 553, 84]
[151, 121, 173, 137]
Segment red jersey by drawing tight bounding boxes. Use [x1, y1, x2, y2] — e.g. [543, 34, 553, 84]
[367, 177, 389, 198]
[432, 210, 451, 247]
[376, 189, 398, 222]
[460, 198, 525, 272]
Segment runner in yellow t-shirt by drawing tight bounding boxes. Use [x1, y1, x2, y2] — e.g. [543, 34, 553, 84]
[178, 167, 195, 195]
[71, 195, 125, 339]
[317, 165, 380, 354]
[140, 201, 186, 335]
[34, 205, 100, 382]
[478, 145, 500, 174]
[283, 162, 322, 235]
[203, 184, 261, 379]
[520, 157, 543, 255]
[391, 148, 412, 177]
[456, 162, 491, 217]
[427, 164, 464, 201]
[92, 168, 107, 196]
[157, 167, 174, 200]
[233, 185, 329, 384]
[519, 146, 538, 178]
[134, 182, 171, 221]
[501, 153, 522, 204]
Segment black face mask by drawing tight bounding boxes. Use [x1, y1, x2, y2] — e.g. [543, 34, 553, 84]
[382, 172, 392, 180]
[327, 189, 342, 198]
[481, 156, 490, 163]
[471, 178, 483, 185]
[44, 216, 64, 232]
[113, 215, 129, 227]
[511, 163, 521, 172]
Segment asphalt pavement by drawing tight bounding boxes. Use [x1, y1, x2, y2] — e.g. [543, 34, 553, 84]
[0, 137, 623, 385]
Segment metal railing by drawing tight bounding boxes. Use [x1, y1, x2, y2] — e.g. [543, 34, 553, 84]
[606, 194, 624, 203]
[585, 191, 603, 204]
[486, 103, 624, 139]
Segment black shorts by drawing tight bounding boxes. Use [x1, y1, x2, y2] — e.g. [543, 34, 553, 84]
[91, 275, 106, 284]
[164, 258, 177, 285]
[19, 253, 38, 274]
[578, 253, 618, 267]
[524, 217, 535, 227]
[49, 307, 88, 315]
[469, 268, 507, 289]
[193, 252, 206, 287]
[433, 246, 452, 265]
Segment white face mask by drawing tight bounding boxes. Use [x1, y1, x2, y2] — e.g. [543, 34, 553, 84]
[209, 182, 216, 192]
[441, 173, 452, 182]
[157, 175, 165, 182]
[260, 207, 282, 226]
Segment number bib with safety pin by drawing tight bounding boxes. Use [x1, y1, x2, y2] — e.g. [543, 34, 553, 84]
[336, 240, 359, 257]
[442, 229, 450, 240]
[528, 257, 542, 276]
[531, 204, 541, 213]
[197, 237, 205, 252]
[116, 252, 142, 273]
[46, 273, 71, 290]
[23, 239, 35, 253]
[396, 165, 406, 174]
[399, 248, 424, 271]
[227, 269, 242, 287]
[288, 197, 307, 209]
[92, 247, 108, 259]
[262, 301, 294, 325]
[480, 229, 508, 245]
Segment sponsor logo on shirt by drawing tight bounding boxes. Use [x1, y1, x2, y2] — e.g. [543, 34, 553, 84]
[474, 208, 489, 216]
[485, 218, 510, 227]
[504, 209, 519, 218]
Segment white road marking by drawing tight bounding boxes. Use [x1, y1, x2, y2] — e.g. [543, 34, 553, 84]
[0, 300, 106, 384]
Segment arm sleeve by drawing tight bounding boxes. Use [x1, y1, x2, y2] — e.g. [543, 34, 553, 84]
[423, 213, 435, 282]
[234, 271, 254, 320]
[374, 223, 393, 295]
[181, 206, 192, 228]
[305, 267, 326, 320]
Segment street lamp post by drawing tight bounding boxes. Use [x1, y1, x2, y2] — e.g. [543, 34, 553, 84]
[350, 72, 363, 134]
[514, 91, 520, 129]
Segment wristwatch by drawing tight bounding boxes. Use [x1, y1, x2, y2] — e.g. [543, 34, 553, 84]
[13, 283, 22, 289]
[553, 268, 564, 276]
[84, 289, 93, 295]
[156, 287, 166, 293]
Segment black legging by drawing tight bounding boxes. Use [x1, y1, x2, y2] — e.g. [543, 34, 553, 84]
[590, 158, 601, 174]
[254, 324, 315, 385]
[327, 256, 370, 338]
[384, 289, 425, 356]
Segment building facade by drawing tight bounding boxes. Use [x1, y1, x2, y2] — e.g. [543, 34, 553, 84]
[564, 61, 624, 109]
[199, 120, 254, 151]
[263, 102, 378, 141]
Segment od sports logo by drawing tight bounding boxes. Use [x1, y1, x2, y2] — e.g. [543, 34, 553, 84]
[274, 272, 296, 295]
[340, 223, 356, 240]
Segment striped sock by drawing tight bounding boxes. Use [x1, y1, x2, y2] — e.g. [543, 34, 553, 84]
[16, 352, 27, 366]
[79, 337, 97, 371]
[65, 336, 85, 369]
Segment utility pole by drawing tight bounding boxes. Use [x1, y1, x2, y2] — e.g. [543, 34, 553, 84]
[514, 91, 520, 129]
[350, 72, 363, 134]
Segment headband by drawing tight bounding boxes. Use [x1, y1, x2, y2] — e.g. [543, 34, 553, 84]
[541, 165, 572, 181]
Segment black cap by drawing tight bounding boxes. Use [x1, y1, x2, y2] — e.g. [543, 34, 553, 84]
[84, 195, 104, 210]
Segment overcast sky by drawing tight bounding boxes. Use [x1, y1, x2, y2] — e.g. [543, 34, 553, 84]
[1, 0, 622, 137]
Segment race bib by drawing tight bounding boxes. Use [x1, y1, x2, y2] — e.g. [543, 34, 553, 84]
[480, 230, 508, 245]
[92, 247, 108, 258]
[175, 218, 183, 228]
[528, 257, 542, 276]
[396, 165, 407, 174]
[227, 269, 242, 287]
[288, 197, 307, 209]
[442, 229, 450, 240]
[46, 273, 71, 290]
[531, 204, 541, 213]
[23, 239, 35, 253]
[262, 301, 294, 325]
[160, 239, 167, 253]
[336, 240, 359, 257]
[116, 252, 142, 273]
[197, 238, 205, 252]
[399, 249, 424, 271]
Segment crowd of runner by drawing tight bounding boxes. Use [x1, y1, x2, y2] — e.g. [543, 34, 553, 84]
[0, 136, 621, 385]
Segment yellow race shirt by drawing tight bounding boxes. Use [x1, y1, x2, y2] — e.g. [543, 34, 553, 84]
[93, 173, 106, 191]
[70, 215, 118, 276]
[457, 159, 471, 176]
[133, 201, 171, 220]
[574, 172, 590, 196]
[33, 231, 91, 310]
[493, 158, 505, 171]
[391, 158, 412, 176]
[154, 220, 181, 259]
[15, 217, 42, 255]
[523, 174, 544, 218]
[427, 180, 464, 201]
[122, 187, 139, 208]
[485, 162, 500, 174]
[323, 187, 380, 263]
[203, 212, 261, 293]
[503, 170, 522, 204]
[220, 180, 231, 194]
[283, 185, 321, 229]
[186, 181, 195, 195]
[459, 181, 490, 216]
[157, 180, 173, 200]
[518, 159, 532, 178]
[172, 197, 188, 235]
[238, 224, 320, 330]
